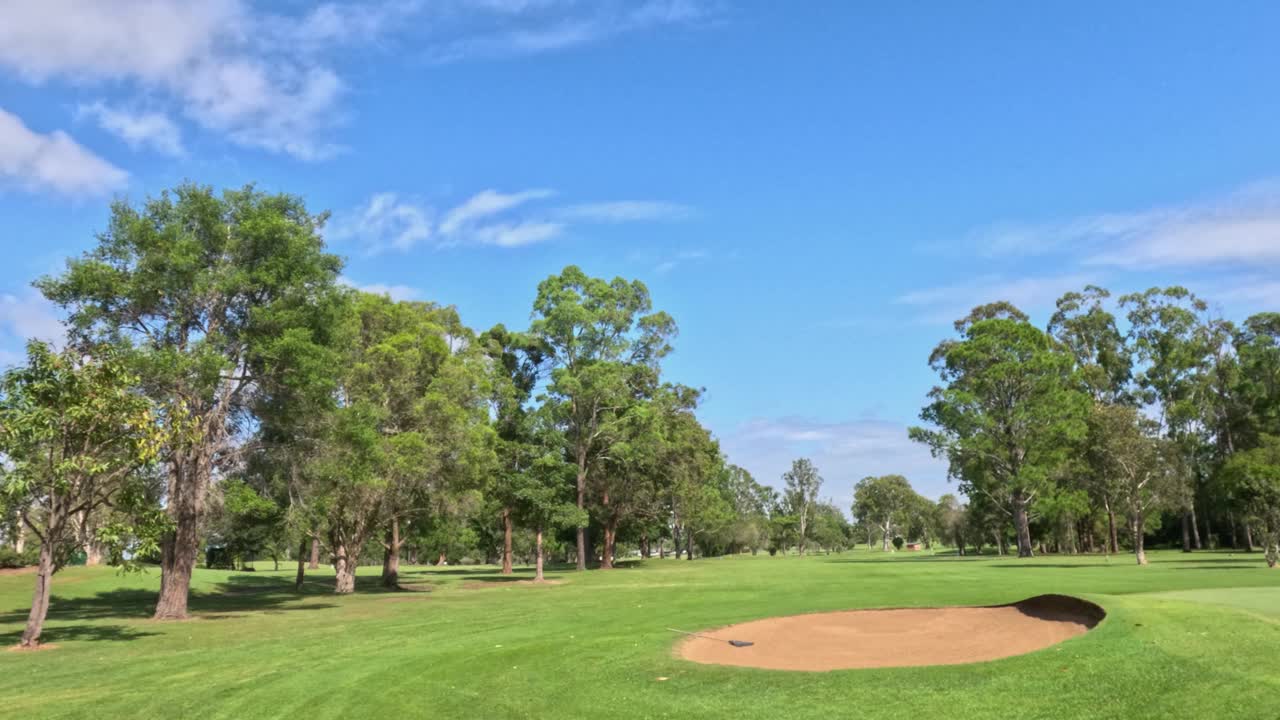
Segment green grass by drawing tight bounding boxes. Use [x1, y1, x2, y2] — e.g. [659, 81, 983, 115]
[2, 549, 1279, 719]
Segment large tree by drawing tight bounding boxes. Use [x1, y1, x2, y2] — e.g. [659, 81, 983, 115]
[529, 266, 675, 570]
[1222, 434, 1280, 567]
[1086, 404, 1178, 564]
[1120, 286, 1213, 552]
[38, 184, 343, 619]
[0, 341, 167, 647]
[852, 474, 917, 551]
[782, 458, 823, 555]
[911, 308, 1089, 557]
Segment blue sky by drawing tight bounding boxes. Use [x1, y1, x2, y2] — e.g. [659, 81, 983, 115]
[2, 1, 1280, 508]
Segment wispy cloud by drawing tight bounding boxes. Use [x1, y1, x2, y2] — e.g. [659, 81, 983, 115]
[77, 102, 185, 157]
[0, 290, 65, 355]
[895, 272, 1098, 325]
[718, 416, 950, 505]
[0, 106, 127, 196]
[424, 0, 720, 63]
[335, 187, 691, 253]
[654, 248, 709, 274]
[972, 181, 1280, 268]
[329, 193, 433, 253]
[339, 275, 422, 302]
[555, 201, 692, 223]
[439, 188, 554, 237]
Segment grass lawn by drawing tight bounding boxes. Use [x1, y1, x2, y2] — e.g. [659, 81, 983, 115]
[2, 549, 1278, 719]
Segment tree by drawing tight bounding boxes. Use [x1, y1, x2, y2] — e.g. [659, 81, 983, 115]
[936, 494, 967, 554]
[852, 474, 916, 551]
[911, 309, 1089, 557]
[782, 458, 823, 555]
[0, 341, 167, 647]
[1049, 285, 1133, 553]
[38, 184, 343, 619]
[529, 266, 675, 570]
[1222, 434, 1280, 567]
[1120, 286, 1212, 552]
[1086, 404, 1178, 564]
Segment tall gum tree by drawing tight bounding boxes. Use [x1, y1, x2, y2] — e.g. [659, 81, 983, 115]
[782, 458, 823, 555]
[529, 266, 674, 570]
[38, 184, 343, 619]
[1120, 286, 1213, 552]
[910, 306, 1089, 558]
[1049, 286, 1133, 553]
[852, 474, 917, 551]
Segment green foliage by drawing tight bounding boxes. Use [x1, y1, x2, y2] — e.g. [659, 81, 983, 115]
[0, 546, 37, 569]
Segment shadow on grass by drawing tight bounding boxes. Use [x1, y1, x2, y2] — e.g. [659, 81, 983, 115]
[0, 574, 340, 625]
[1, 623, 160, 646]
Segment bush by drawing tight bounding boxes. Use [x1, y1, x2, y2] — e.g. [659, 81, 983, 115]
[0, 546, 38, 569]
[892, 536, 905, 551]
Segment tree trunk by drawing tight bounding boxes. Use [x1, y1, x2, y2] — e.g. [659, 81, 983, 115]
[882, 519, 892, 552]
[1107, 506, 1119, 554]
[294, 538, 307, 591]
[1244, 523, 1255, 552]
[534, 527, 546, 582]
[575, 453, 587, 571]
[436, 552, 448, 566]
[501, 507, 514, 575]
[381, 517, 401, 589]
[334, 542, 356, 594]
[672, 525, 682, 559]
[1229, 513, 1239, 550]
[1012, 493, 1034, 558]
[658, 537, 665, 559]
[153, 453, 210, 620]
[1190, 502, 1202, 550]
[994, 528, 1005, 556]
[600, 516, 616, 570]
[20, 536, 57, 647]
[640, 533, 650, 559]
[685, 532, 693, 561]
[1132, 513, 1148, 566]
[1180, 512, 1193, 553]
[308, 536, 320, 570]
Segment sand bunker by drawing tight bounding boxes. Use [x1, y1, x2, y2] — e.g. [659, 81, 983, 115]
[677, 594, 1104, 671]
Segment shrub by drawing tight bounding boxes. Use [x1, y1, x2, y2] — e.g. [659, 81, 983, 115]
[0, 546, 38, 569]
[892, 536, 905, 551]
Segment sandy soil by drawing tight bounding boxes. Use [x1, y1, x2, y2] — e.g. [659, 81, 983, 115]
[676, 595, 1104, 671]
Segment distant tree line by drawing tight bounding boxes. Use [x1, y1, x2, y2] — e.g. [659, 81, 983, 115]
[910, 287, 1280, 567]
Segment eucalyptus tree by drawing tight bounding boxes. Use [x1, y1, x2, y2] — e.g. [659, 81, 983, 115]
[911, 307, 1089, 558]
[479, 324, 547, 575]
[852, 474, 916, 551]
[1086, 403, 1179, 564]
[0, 341, 167, 647]
[1049, 286, 1133, 552]
[782, 458, 823, 555]
[936, 494, 967, 554]
[529, 266, 675, 570]
[38, 183, 343, 618]
[1120, 286, 1213, 551]
[1222, 434, 1280, 567]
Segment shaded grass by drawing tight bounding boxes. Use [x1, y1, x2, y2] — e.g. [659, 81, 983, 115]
[1, 550, 1278, 719]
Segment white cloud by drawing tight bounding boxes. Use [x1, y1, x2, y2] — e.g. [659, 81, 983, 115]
[717, 417, 951, 507]
[0, 107, 127, 196]
[895, 272, 1098, 325]
[439, 188, 554, 237]
[469, 219, 565, 247]
[0, 0, 346, 159]
[556, 201, 692, 223]
[77, 102, 184, 157]
[973, 181, 1280, 268]
[0, 290, 65, 347]
[338, 275, 422, 301]
[331, 192, 433, 252]
[336, 187, 691, 253]
[424, 0, 718, 63]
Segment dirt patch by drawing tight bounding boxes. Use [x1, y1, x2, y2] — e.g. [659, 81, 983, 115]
[676, 594, 1104, 671]
[460, 579, 563, 590]
[7, 643, 58, 652]
[0, 567, 36, 577]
